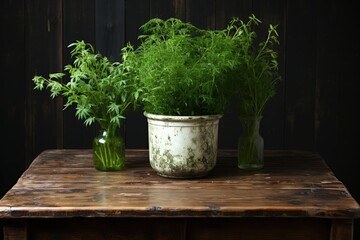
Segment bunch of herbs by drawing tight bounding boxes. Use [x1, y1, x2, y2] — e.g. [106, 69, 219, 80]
[32, 40, 140, 130]
[228, 15, 281, 169]
[230, 14, 281, 117]
[131, 17, 240, 116]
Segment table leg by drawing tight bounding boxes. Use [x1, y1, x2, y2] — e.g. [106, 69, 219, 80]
[330, 219, 353, 240]
[3, 220, 28, 240]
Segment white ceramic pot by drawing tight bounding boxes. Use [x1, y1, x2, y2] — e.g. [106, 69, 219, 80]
[144, 112, 222, 178]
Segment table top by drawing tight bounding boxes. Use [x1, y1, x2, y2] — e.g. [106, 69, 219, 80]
[0, 149, 359, 219]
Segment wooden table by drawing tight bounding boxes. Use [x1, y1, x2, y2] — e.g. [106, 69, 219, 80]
[1, 149, 359, 240]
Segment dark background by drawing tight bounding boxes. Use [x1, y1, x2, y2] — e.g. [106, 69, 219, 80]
[1, 0, 359, 239]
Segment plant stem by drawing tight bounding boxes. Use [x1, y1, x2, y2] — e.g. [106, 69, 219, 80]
[93, 124, 125, 171]
[237, 116, 264, 170]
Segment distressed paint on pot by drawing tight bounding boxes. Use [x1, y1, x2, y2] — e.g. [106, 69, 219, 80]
[144, 112, 222, 178]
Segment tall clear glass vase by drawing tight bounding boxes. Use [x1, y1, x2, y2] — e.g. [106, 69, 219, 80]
[237, 116, 264, 170]
[92, 123, 125, 171]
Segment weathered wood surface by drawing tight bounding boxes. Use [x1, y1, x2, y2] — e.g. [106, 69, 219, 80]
[0, 149, 359, 220]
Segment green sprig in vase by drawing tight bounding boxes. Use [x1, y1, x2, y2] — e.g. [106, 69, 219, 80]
[237, 116, 264, 170]
[32, 41, 139, 171]
[93, 121, 125, 171]
[230, 15, 280, 170]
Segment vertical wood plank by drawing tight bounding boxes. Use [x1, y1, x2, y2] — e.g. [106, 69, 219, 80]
[95, 0, 125, 62]
[25, 0, 63, 164]
[62, 0, 96, 148]
[186, 0, 216, 29]
[124, 0, 150, 46]
[284, 0, 317, 150]
[314, 0, 338, 167]
[150, 0, 186, 20]
[53, 0, 64, 153]
[173, 0, 186, 20]
[215, 0, 252, 29]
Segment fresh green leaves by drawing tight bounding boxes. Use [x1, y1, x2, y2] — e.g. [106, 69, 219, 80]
[230, 15, 281, 117]
[132, 18, 240, 116]
[131, 16, 280, 116]
[33, 15, 281, 123]
[32, 40, 139, 129]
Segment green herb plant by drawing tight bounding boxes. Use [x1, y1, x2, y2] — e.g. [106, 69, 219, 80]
[33, 40, 140, 170]
[231, 14, 280, 117]
[230, 15, 281, 169]
[131, 17, 241, 116]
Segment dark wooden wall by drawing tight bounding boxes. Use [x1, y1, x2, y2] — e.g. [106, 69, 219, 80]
[1, 0, 359, 239]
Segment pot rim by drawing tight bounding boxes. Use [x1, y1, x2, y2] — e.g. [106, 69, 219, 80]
[144, 112, 223, 122]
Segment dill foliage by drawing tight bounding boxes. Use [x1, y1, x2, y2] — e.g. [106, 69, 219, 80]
[230, 15, 281, 117]
[131, 18, 241, 116]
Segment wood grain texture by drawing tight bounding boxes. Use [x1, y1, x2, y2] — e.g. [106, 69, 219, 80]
[3, 220, 28, 240]
[330, 219, 354, 240]
[95, 0, 125, 62]
[0, 150, 359, 219]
